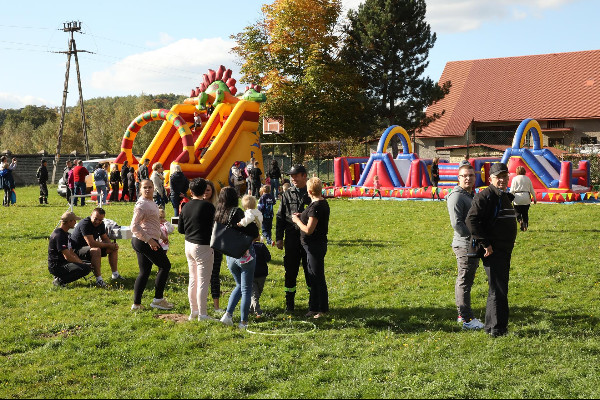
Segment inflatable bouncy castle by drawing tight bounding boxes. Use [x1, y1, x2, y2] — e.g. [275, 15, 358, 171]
[330, 120, 597, 203]
[113, 65, 266, 191]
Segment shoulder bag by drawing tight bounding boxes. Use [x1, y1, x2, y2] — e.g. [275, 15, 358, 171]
[210, 209, 254, 259]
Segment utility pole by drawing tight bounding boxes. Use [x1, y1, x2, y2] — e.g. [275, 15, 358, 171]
[51, 21, 93, 184]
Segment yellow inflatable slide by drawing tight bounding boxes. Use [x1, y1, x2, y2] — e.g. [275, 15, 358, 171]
[114, 65, 266, 191]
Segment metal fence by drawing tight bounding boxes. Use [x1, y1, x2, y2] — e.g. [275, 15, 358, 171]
[261, 141, 341, 185]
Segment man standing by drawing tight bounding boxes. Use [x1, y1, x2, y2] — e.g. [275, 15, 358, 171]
[70, 208, 122, 287]
[466, 163, 518, 337]
[36, 159, 49, 205]
[137, 159, 150, 195]
[48, 212, 92, 287]
[63, 160, 73, 203]
[446, 162, 484, 330]
[275, 165, 312, 312]
[72, 160, 89, 206]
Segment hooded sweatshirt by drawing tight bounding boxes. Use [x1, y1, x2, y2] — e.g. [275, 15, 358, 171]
[446, 185, 474, 248]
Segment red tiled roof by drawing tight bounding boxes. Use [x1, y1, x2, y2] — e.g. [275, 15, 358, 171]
[418, 50, 600, 138]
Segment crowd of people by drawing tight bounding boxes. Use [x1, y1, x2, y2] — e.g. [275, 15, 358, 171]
[45, 155, 534, 337]
[47, 161, 331, 330]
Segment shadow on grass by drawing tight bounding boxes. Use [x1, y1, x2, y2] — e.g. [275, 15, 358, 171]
[328, 239, 394, 248]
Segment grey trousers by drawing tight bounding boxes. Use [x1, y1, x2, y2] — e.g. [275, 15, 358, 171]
[250, 276, 266, 315]
[453, 246, 480, 321]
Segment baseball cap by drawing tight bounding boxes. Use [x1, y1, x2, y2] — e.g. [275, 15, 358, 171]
[288, 165, 307, 175]
[489, 163, 509, 177]
[60, 211, 81, 223]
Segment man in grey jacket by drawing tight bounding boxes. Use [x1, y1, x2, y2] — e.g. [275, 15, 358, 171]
[446, 162, 484, 330]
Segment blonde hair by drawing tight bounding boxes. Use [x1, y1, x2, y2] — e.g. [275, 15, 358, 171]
[171, 164, 182, 174]
[241, 195, 257, 210]
[111, 163, 118, 172]
[307, 177, 323, 197]
[261, 185, 271, 195]
[516, 166, 526, 175]
[152, 162, 163, 171]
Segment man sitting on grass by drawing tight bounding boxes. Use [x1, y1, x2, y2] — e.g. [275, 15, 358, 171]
[70, 208, 122, 287]
[48, 212, 92, 287]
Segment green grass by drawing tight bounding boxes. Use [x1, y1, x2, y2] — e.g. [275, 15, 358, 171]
[1, 186, 600, 398]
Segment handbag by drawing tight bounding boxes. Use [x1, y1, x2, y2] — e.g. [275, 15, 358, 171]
[210, 209, 254, 259]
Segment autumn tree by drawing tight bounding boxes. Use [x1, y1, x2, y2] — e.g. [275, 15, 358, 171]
[231, 0, 367, 161]
[341, 0, 450, 155]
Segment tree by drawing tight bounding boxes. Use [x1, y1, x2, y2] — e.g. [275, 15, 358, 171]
[231, 0, 368, 161]
[341, 0, 450, 155]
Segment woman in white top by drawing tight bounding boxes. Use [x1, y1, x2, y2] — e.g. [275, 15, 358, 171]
[150, 162, 166, 209]
[511, 166, 537, 231]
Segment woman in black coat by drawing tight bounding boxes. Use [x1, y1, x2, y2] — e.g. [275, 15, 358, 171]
[169, 164, 189, 217]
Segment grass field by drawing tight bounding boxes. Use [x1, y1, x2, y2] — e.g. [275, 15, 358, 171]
[1, 186, 599, 398]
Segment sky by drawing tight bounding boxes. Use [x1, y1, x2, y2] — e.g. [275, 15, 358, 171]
[1, 0, 599, 109]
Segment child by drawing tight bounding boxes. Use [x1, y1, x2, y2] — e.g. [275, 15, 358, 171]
[237, 195, 263, 264]
[372, 175, 382, 200]
[258, 185, 276, 245]
[281, 182, 291, 194]
[158, 208, 175, 252]
[250, 241, 271, 317]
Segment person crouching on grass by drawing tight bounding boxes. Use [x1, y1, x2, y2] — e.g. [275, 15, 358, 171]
[292, 177, 330, 319]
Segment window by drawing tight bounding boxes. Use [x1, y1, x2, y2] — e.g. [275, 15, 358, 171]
[435, 139, 445, 148]
[548, 138, 564, 147]
[581, 137, 598, 145]
[547, 120, 565, 129]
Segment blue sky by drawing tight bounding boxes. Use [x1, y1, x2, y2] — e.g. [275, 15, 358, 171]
[1, 0, 598, 109]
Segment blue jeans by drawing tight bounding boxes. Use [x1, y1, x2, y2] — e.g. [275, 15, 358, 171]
[262, 218, 273, 244]
[225, 246, 256, 323]
[271, 179, 279, 198]
[97, 185, 108, 205]
[170, 195, 182, 217]
[74, 182, 87, 206]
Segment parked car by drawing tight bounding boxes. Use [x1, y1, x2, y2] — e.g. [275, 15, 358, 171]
[57, 158, 115, 198]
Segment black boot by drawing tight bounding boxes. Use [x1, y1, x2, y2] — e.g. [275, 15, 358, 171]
[39, 196, 43, 205]
[44, 197, 48, 204]
[285, 292, 296, 312]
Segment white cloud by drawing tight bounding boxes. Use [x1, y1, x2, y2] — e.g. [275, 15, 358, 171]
[90, 37, 239, 97]
[426, 0, 577, 33]
[341, 0, 364, 12]
[0, 93, 55, 109]
[145, 32, 175, 48]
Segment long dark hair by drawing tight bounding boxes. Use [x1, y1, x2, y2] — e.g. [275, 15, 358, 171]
[215, 187, 239, 223]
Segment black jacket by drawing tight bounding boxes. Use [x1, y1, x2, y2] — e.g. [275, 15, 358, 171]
[275, 185, 311, 241]
[36, 166, 48, 183]
[466, 184, 518, 251]
[253, 242, 271, 278]
[169, 171, 189, 197]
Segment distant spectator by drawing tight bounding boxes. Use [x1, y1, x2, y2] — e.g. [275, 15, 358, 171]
[138, 159, 150, 181]
[268, 160, 282, 199]
[372, 175, 382, 200]
[63, 160, 73, 203]
[511, 166, 537, 231]
[36, 159, 49, 205]
[250, 161, 263, 198]
[230, 161, 244, 197]
[94, 164, 108, 206]
[192, 111, 202, 130]
[258, 185, 276, 245]
[169, 164, 189, 217]
[120, 161, 130, 202]
[47, 212, 92, 287]
[1, 156, 17, 170]
[151, 162, 167, 209]
[431, 157, 441, 200]
[72, 160, 89, 206]
[127, 168, 137, 203]
[109, 164, 121, 203]
[0, 162, 16, 207]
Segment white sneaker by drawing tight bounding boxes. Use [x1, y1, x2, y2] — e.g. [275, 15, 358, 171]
[96, 278, 107, 288]
[238, 322, 248, 330]
[111, 273, 125, 281]
[199, 314, 216, 321]
[220, 313, 233, 326]
[457, 316, 464, 324]
[150, 298, 174, 310]
[53, 277, 66, 287]
[131, 304, 144, 311]
[188, 311, 199, 321]
[463, 318, 485, 330]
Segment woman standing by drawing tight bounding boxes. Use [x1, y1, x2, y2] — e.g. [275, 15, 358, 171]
[204, 180, 223, 312]
[169, 164, 189, 217]
[120, 160, 130, 202]
[217, 187, 259, 330]
[109, 164, 121, 203]
[178, 178, 216, 321]
[511, 166, 537, 231]
[431, 157, 441, 200]
[130, 179, 173, 311]
[151, 162, 167, 209]
[292, 177, 330, 318]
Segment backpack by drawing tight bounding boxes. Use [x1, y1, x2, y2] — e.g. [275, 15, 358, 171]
[103, 218, 121, 240]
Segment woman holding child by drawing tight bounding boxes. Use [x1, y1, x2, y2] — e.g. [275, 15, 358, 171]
[292, 177, 330, 318]
[217, 188, 260, 330]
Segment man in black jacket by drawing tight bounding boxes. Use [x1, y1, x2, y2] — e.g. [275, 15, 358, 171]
[36, 159, 49, 204]
[466, 162, 517, 337]
[275, 165, 312, 312]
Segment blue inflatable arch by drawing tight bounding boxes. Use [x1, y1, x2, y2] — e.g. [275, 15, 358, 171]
[377, 125, 412, 155]
[512, 118, 544, 150]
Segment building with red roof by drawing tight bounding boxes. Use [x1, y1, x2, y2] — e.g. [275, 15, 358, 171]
[417, 50, 600, 159]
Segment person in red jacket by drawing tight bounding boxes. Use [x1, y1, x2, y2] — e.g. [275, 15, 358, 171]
[72, 160, 89, 206]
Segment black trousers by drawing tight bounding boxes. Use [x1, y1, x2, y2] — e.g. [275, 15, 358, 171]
[49, 262, 92, 284]
[39, 182, 48, 199]
[120, 181, 129, 201]
[514, 205, 530, 226]
[210, 250, 223, 299]
[482, 249, 512, 335]
[303, 242, 329, 313]
[284, 232, 310, 293]
[109, 183, 119, 202]
[131, 237, 171, 304]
